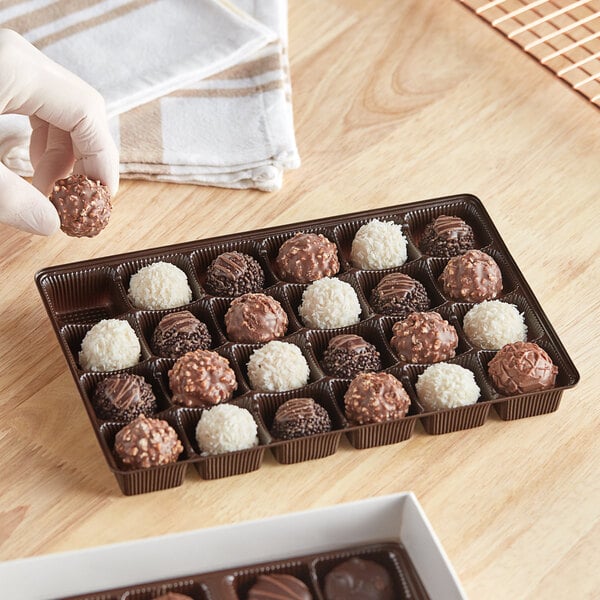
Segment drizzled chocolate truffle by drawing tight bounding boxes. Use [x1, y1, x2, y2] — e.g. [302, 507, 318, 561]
[369, 272, 430, 317]
[324, 557, 394, 600]
[276, 232, 340, 283]
[271, 397, 332, 440]
[93, 373, 157, 421]
[322, 334, 381, 378]
[151, 311, 211, 358]
[248, 574, 312, 600]
[439, 249, 502, 303]
[420, 214, 475, 257]
[225, 293, 288, 343]
[49, 174, 112, 237]
[204, 251, 265, 296]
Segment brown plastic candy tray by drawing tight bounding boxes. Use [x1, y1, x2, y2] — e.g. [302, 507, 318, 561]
[35, 194, 579, 495]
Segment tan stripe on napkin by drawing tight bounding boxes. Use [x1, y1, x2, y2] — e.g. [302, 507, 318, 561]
[171, 79, 284, 99]
[119, 100, 163, 164]
[210, 52, 281, 81]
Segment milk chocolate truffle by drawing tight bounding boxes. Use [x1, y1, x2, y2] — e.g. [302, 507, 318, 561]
[369, 272, 430, 317]
[439, 249, 502, 303]
[344, 372, 411, 425]
[420, 214, 475, 258]
[248, 574, 312, 600]
[391, 311, 458, 363]
[152, 594, 193, 600]
[93, 373, 157, 421]
[322, 334, 381, 378]
[324, 557, 394, 600]
[49, 174, 112, 238]
[224, 293, 288, 343]
[151, 311, 211, 358]
[204, 251, 265, 296]
[276, 232, 340, 283]
[114, 415, 183, 469]
[488, 341, 558, 395]
[271, 398, 332, 440]
[168, 349, 237, 407]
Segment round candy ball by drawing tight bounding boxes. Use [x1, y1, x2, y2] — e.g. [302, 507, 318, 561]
[462, 300, 527, 349]
[128, 261, 192, 310]
[419, 214, 475, 258]
[151, 310, 211, 358]
[322, 334, 381, 378]
[350, 219, 407, 270]
[298, 277, 361, 329]
[247, 341, 310, 392]
[195, 404, 258, 455]
[415, 362, 480, 411]
[204, 251, 265, 296]
[369, 272, 430, 317]
[276, 232, 340, 283]
[271, 397, 332, 440]
[324, 557, 394, 600]
[248, 574, 312, 600]
[152, 594, 194, 600]
[225, 293, 288, 343]
[93, 373, 157, 421]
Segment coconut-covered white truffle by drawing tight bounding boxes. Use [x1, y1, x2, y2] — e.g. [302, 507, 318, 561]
[128, 261, 192, 310]
[463, 300, 527, 349]
[195, 404, 258, 455]
[298, 277, 361, 329]
[350, 219, 408, 270]
[79, 319, 141, 371]
[247, 341, 310, 392]
[415, 362, 480, 411]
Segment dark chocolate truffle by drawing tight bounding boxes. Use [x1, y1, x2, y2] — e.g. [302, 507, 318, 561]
[114, 415, 183, 469]
[488, 341, 558, 395]
[49, 174, 112, 238]
[151, 311, 211, 358]
[419, 214, 475, 257]
[271, 398, 332, 440]
[276, 232, 340, 283]
[224, 293, 288, 343]
[93, 373, 157, 421]
[204, 251, 265, 296]
[168, 349, 237, 407]
[344, 372, 410, 425]
[439, 249, 502, 303]
[322, 334, 381, 378]
[248, 574, 312, 600]
[369, 272, 430, 317]
[324, 557, 394, 600]
[391, 311, 458, 363]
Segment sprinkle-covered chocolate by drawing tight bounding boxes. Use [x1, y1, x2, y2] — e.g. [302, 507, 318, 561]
[225, 293, 288, 343]
[93, 373, 157, 421]
[151, 311, 211, 358]
[271, 397, 332, 440]
[420, 214, 475, 258]
[276, 232, 340, 283]
[248, 574, 312, 600]
[205, 251, 265, 296]
[322, 334, 381, 378]
[369, 272, 430, 317]
[324, 557, 394, 600]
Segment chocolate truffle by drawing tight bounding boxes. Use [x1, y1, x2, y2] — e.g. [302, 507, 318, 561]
[79, 318, 141, 372]
[168, 349, 237, 407]
[114, 415, 183, 469]
[204, 251, 265, 296]
[419, 214, 475, 258]
[49, 174, 112, 238]
[195, 404, 258, 455]
[128, 261, 193, 310]
[488, 341, 558, 395]
[152, 594, 193, 600]
[322, 334, 381, 378]
[271, 397, 331, 440]
[298, 277, 361, 329]
[151, 311, 211, 358]
[350, 219, 408, 270]
[324, 557, 394, 600]
[462, 300, 527, 349]
[93, 373, 157, 421]
[344, 372, 411, 425]
[276, 232, 340, 283]
[224, 293, 288, 343]
[248, 574, 312, 600]
[391, 311, 458, 363]
[439, 249, 502, 303]
[247, 341, 310, 392]
[369, 272, 430, 317]
[415, 362, 480, 411]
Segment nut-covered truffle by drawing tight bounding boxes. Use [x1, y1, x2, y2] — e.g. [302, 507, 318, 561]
[128, 261, 193, 310]
[168, 349, 237, 407]
[488, 341, 558, 395]
[224, 293, 288, 343]
[271, 397, 332, 440]
[49, 174, 112, 238]
[344, 372, 411, 425]
[324, 557, 394, 600]
[322, 334, 382, 378]
[248, 574, 312, 600]
[350, 219, 408, 270]
[151, 311, 211, 358]
[439, 249, 502, 303]
[204, 251, 265, 296]
[93, 373, 157, 421]
[114, 415, 183, 469]
[276, 232, 340, 283]
[369, 272, 430, 317]
[462, 300, 527, 349]
[419, 214, 475, 258]
[391, 311, 458, 363]
[195, 404, 258, 455]
[247, 341, 310, 392]
[415, 362, 480, 411]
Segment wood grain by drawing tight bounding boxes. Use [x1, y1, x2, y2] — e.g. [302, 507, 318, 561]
[0, 1, 599, 598]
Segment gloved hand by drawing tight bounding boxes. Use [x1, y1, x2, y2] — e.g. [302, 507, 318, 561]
[0, 28, 119, 235]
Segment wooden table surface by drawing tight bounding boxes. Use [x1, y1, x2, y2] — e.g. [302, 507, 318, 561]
[0, 1, 598, 598]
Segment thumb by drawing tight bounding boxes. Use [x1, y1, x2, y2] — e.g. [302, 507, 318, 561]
[0, 162, 60, 235]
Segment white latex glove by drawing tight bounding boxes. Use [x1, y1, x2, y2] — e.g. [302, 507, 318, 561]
[0, 28, 119, 235]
